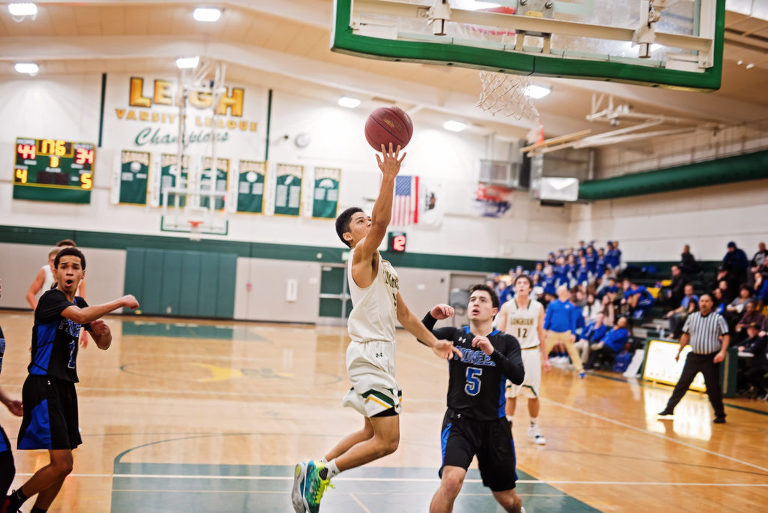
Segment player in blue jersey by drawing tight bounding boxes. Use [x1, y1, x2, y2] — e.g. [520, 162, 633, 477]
[3, 248, 139, 513]
[421, 284, 525, 513]
[1, 282, 24, 501]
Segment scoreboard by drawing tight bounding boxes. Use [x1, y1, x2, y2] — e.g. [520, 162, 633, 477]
[13, 137, 95, 204]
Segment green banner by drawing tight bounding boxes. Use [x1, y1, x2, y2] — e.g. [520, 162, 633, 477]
[237, 160, 266, 213]
[201, 157, 229, 210]
[160, 153, 189, 208]
[312, 167, 341, 219]
[119, 150, 150, 205]
[274, 164, 303, 217]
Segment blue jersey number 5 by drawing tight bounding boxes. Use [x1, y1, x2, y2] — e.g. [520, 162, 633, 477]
[465, 367, 482, 396]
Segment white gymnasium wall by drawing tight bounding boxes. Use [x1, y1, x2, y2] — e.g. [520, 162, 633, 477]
[569, 179, 768, 262]
[0, 71, 570, 260]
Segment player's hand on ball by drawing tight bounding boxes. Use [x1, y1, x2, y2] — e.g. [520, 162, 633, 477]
[376, 143, 406, 178]
[122, 295, 140, 309]
[433, 340, 461, 360]
[472, 336, 494, 356]
[430, 304, 455, 320]
[4, 399, 22, 417]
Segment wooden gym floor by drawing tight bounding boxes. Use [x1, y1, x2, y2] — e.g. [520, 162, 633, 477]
[0, 310, 766, 512]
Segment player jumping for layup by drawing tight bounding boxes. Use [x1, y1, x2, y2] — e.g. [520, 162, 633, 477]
[422, 284, 526, 513]
[292, 144, 460, 513]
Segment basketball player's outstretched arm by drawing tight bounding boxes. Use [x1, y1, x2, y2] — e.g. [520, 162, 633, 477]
[353, 144, 405, 267]
[25, 268, 45, 309]
[61, 295, 140, 325]
[396, 292, 461, 360]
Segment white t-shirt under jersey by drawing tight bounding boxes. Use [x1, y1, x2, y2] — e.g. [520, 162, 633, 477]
[501, 297, 543, 348]
[347, 247, 400, 344]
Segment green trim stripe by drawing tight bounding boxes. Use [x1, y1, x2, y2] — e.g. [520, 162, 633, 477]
[361, 389, 396, 407]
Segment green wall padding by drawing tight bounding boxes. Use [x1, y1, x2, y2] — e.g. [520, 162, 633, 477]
[579, 149, 768, 200]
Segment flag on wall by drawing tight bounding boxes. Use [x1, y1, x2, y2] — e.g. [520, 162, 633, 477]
[392, 175, 419, 226]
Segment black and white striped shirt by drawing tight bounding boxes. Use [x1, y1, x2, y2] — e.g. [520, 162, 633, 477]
[682, 311, 729, 354]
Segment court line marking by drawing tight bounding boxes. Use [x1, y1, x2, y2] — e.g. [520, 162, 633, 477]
[15, 473, 768, 486]
[349, 492, 373, 513]
[399, 351, 768, 475]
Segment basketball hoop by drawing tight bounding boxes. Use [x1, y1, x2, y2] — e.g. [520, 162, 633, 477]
[477, 72, 540, 122]
[188, 220, 203, 241]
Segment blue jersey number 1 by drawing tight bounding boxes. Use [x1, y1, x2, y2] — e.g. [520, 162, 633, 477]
[465, 367, 482, 396]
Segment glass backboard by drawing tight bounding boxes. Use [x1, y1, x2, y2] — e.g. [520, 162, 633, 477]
[331, 0, 724, 90]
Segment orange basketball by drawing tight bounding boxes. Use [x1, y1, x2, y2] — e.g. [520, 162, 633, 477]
[364, 106, 413, 151]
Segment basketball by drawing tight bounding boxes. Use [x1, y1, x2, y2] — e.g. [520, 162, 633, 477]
[364, 106, 413, 151]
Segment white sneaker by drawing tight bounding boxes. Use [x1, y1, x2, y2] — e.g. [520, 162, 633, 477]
[528, 426, 546, 445]
[291, 461, 308, 513]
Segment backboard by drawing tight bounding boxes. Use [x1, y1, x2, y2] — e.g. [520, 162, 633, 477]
[331, 0, 724, 91]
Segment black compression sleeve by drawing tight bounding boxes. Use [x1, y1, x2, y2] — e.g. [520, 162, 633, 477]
[490, 345, 525, 385]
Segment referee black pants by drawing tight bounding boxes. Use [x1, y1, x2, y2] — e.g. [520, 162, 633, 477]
[665, 352, 725, 418]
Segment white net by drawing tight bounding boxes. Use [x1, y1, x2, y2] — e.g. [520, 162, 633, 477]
[477, 71, 540, 122]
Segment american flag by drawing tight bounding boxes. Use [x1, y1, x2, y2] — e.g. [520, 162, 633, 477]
[392, 175, 419, 226]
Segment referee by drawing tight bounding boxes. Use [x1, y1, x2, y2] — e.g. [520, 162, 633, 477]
[658, 293, 730, 423]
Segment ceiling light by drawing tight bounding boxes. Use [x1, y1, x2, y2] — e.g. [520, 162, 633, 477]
[524, 84, 551, 99]
[8, 3, 37, 17]
[14, 62, 39, 75]
[746, 63, 755, 70]
[193, 7, 221, 22]
[176, 56, 200, 69]
[338, 96, 361, 108]
[443, 120, 466, 132]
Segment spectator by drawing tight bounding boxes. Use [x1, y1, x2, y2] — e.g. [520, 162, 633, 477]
[661, 265, 688, 308]
[596, 248, 608, 277]
[712, 288, 727, 316]
[541, 266, 557, 298]
[543, 285, 586, 378]
[531, 262, 544, 281]
[546, 252, 556, 267]
[585, 246, 597, 275]
[754, 271, 768, 310]
[725, 286, 753, 327]
[574, 312, 609, 364]
[498, 277, 515, 306]
[679, 244, 700, 278]
[666, 284, 699, 337]
[735, 301, 766, 342]
[736, 322, 767, 394]
[582, 293, 600, 321]
[713, 272, 738, 305]
[741, 325, 768, 398]
[749, 242, 768, 286]
[723, 241, 749, 287]
[606, 241, 621, 270]
[575, 257, 590, 288]
[585, 317, 630, 370]
[621, 279, 655, 320]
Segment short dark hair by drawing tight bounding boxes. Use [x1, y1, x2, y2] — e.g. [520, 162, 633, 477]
[56, 239, 77, 247]
[54, 247, 86, 270]
[469, 283, 499, 309]
[514, 274, 534, 289]
[699, 292, 714, 302]
[335, 207, 363, 248]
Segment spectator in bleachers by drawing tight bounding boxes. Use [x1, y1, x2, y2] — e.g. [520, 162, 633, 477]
[737, 322, 767, 392]
[546, 252, 556, 267]
[543, 285, 585, 378]
[666, 284, 699, 337]
[723, 241, 749, 288]
[661, 265, 688, 308]
[712, 288, 727, 316]
[553, 257, 569, 288]
[754, 271, 768, 310]
[571, 289, 586, 334]
[725, 286, 753, 327]
[585, 246, 597, 276]
[582, 292, 600, 322]
[574, 312, 609, 364]
[714, 272, 738, 305]
[575, 257, 590, 289]
[542, 266, 557, 298]
[679, 244, 700, 278]
[749, 242, 767, 286]
[499, 278, 515, 306]
[621, 278, 655, 320]
[585, 317, 630, 370]
[596, 247, 607, 277]
[606, 241, 621, 271]
[735, 300, 766, 343]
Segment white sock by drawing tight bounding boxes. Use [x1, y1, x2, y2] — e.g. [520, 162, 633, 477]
[326, 460, 340, 479]
[506, 415, 513, 422]
[319, 457, 328, 465]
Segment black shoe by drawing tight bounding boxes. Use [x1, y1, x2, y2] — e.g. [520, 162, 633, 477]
[657, 409, 674, 418]
[713, 416, 726, 424]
